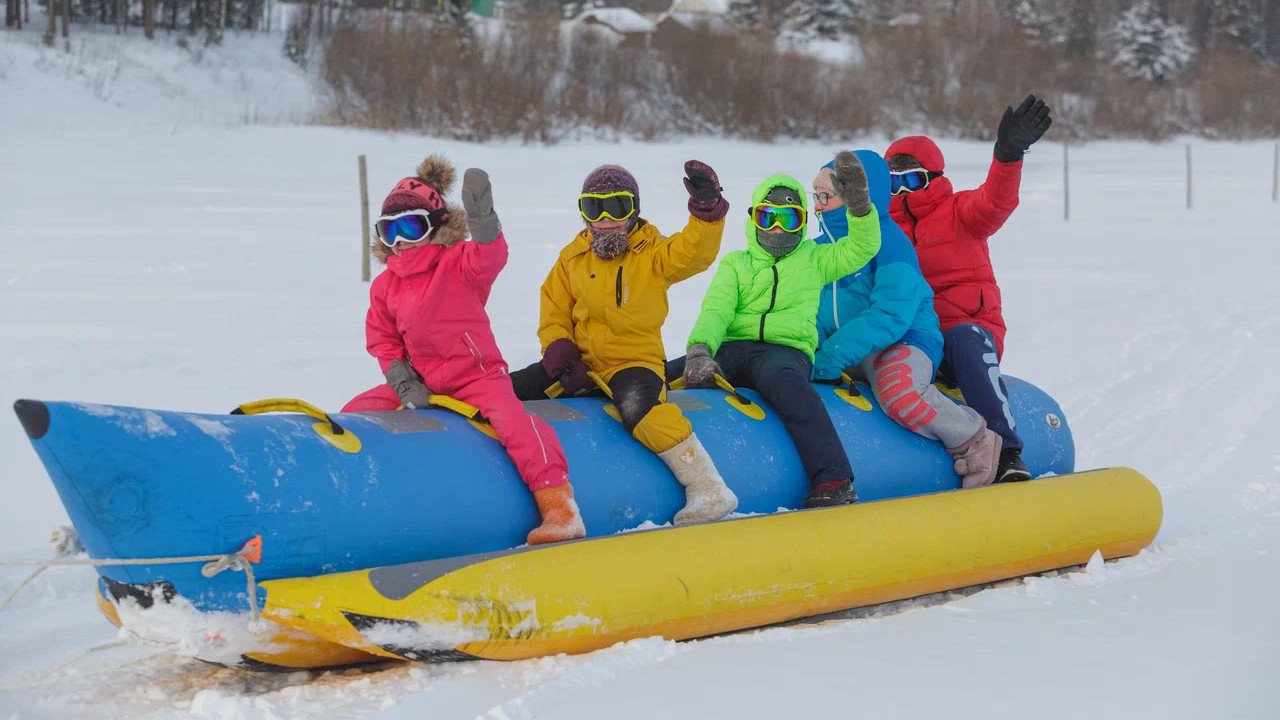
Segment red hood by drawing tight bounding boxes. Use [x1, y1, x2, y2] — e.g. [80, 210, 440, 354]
[386, 242, 447, 278]
[886, 135, 946, 173]
[890, 175, 953, 230]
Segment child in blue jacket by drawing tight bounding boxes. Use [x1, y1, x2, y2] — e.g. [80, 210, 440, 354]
[810, 150, 1002, 489]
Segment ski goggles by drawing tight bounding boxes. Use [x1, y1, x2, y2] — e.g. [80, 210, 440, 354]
[578, 191, 637, 223]
[750, 203, 807, 233]
[890, 169, 942, 195]
[374, 208, 448, 247]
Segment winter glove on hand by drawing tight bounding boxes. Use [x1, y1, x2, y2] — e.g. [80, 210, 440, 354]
[683, 160, 729, 223]
[462, 168, 502, 244]
[542, 338, 592, 396]
[831, 151, 873, 218]
[994, 94, 1052, 163]
[385, 358, 433, 410]
[683, 343, 722, 389]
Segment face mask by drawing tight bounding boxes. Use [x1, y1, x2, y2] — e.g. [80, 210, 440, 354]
[589, 227, 630, 260]
[755, 185, 805, 257]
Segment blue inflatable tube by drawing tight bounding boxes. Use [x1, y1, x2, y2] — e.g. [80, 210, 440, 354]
[13, 377, 1072, 615]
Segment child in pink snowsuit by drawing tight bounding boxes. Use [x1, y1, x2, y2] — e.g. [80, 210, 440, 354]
[343, 155, 585, 545]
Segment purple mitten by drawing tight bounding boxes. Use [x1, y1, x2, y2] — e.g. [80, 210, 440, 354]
[542, 339, 592, 395]
[541, 338, 580, 379]
[683, 160, 729, 223]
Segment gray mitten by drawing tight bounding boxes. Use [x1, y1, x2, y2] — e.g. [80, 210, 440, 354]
[683, 343, 722, 389]
[831, 151, 872, 218]
[385, 359, 432, 409]
[462, 168, 502, 244]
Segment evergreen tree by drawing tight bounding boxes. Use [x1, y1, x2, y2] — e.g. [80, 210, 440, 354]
[1006, 0, 1067, 45]
[1208, 0, 1261, 50]
[782, 0, 860, 39]
[727, 0, 763, 30]
[1111, 0, 1195, 82]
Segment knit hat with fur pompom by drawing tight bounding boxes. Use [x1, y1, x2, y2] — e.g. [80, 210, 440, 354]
[373, 155, 469, 262]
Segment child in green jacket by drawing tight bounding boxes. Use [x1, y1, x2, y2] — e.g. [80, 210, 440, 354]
[683, 152, 881, 508]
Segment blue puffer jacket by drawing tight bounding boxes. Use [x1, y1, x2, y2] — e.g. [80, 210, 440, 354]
[811, 150, 944, 380]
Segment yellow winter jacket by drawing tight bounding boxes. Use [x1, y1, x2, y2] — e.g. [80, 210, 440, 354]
[539, 216, 724, 381]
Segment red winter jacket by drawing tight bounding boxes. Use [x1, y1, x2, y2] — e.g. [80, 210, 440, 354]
[365, 235, 510, 393]
[886, 136, 1021, 358]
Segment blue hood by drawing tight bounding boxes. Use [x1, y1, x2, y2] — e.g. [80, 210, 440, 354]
[815, 150, 891, 243]
[810, 150, 943, 378]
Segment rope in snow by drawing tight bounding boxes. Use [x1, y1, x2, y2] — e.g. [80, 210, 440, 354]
[0, 528, 263, 616]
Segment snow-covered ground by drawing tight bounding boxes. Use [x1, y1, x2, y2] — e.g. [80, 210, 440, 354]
[3, 21, 1279, 720]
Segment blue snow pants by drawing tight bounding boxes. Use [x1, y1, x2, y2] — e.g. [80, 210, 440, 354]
[939, 324, 1023, 451]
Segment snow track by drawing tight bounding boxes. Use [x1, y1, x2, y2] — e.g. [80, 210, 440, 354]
[3, 24, 1278, 720]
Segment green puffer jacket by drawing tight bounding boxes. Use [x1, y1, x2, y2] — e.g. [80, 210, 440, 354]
[687, 173, 882, 360]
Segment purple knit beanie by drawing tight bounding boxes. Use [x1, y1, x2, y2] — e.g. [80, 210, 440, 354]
[581, 164, 640, 217]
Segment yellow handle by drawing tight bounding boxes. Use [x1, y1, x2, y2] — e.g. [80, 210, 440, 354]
[231, 398, 346, 436]
[586, 371, 613, 399]
[668, 376, 687, 391]
[426, 394, 484, 421]
[545, 381, 564, 399]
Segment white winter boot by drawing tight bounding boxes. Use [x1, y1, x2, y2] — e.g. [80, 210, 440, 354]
[658, 433, 738, 525]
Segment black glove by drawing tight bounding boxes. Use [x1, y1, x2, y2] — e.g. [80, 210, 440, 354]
[994, 94, 1053, 163]
[385, 359, 432, 409]
[831, 151, 872, 218]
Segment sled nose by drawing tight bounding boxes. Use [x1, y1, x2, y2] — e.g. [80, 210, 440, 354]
[14, 399, 50, 440]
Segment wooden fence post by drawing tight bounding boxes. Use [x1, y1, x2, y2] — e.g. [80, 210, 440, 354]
[1185, 144, 1192, 210]
[359, 155, 371, 283]
[1273, 141, 1278, 203]
[1063, 141, 1070, 222]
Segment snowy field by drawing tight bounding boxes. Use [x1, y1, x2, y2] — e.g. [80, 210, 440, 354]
[3, 23, 1279, 720]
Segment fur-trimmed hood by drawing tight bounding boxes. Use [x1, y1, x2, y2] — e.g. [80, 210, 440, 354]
[371, 154, 469, 264]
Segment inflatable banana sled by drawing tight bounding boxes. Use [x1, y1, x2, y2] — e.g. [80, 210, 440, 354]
[261, 468, 1162, 662]
[14, 375, 1076, 669]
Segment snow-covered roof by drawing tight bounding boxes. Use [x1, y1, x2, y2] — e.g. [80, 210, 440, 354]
[576, 8, 658, 35]
[657, 11, 731, 33]
[666, 0, 729, 15]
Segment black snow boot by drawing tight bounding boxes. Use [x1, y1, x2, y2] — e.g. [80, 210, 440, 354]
[804, 478, 858, 508]
[995, 448, 1031, 484]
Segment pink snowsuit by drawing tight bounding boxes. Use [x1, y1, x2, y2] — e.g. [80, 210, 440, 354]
[343, 234, 570, 491]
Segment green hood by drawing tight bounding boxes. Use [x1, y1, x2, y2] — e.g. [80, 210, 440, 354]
[689, 173, 883, 360]
[744, 174, 809, 260]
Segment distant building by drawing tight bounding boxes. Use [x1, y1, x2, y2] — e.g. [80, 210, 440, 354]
[573, 7, 659, 50]
[655, 0, 730, 42]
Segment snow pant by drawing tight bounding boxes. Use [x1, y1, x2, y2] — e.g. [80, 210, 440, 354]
[856, 343, 984, 449]
[509, 362, 691, 454]
[939, 323, 1022, 451]
[713, 340, 853, 487]
[342, 374, 570, 490]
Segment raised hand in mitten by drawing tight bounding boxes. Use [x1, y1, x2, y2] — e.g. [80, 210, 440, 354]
[831, 151, 872, 218]
[683, 343, 722, 389]
[385, 359, 432, 409]
[462, 168, 502, 244]
[683, 160, 729, 223]
[994, 94, 1053, 163]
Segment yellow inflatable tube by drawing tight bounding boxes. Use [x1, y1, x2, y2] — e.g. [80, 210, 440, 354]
[261, 468, 1162, 662]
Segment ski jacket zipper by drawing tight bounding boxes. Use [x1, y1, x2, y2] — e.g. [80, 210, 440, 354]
[759, 264, 779, 341]
[615, 266, 623, 308]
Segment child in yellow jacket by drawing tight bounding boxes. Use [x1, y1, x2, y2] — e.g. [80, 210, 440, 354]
[510, 161, 737, 525]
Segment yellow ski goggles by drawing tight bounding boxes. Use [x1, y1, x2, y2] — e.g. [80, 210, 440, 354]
[750, 203, 807, 233]
[579, 191, 637, 223]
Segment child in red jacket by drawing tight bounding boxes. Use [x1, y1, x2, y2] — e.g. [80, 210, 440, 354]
[343, 156, 584, 546]
[886, 95, 1052, 484]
